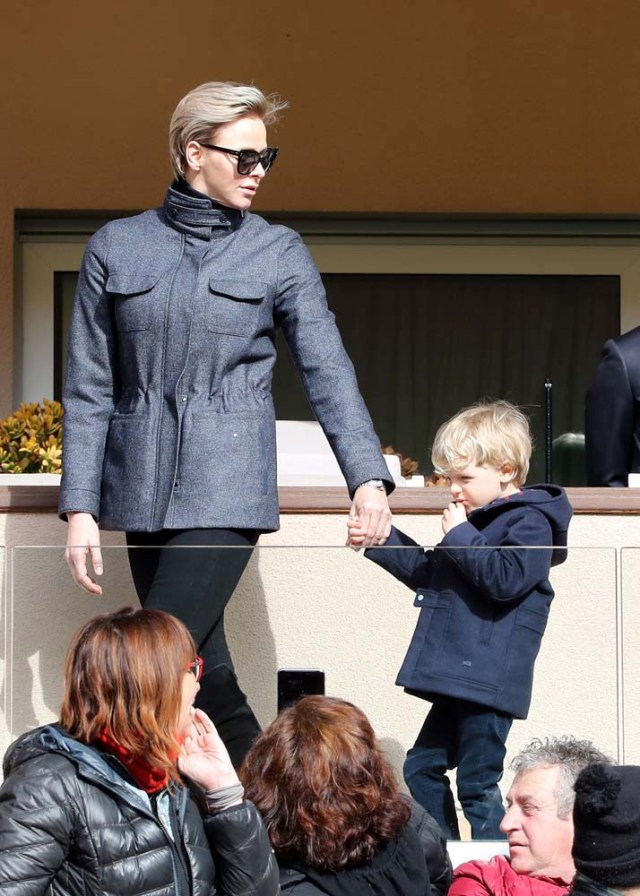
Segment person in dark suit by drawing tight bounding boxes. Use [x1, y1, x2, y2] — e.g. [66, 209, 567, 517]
[585, 326, 640, 486]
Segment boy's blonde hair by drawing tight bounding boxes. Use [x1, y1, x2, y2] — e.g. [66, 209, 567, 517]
[431, 400, 532, 485]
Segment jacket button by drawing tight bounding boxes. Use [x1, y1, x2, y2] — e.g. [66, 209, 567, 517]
[417, 595, 423, 602]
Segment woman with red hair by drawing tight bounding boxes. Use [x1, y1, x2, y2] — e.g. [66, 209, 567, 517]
[241, 695, 451, 896]
[0, 607, 278, 896]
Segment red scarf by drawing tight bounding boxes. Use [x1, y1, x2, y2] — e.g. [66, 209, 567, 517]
[96, 729, 173, 794]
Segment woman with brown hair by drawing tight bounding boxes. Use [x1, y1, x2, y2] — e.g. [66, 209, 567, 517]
[0, 607, 278, 896]
[240, 695, 452, 896]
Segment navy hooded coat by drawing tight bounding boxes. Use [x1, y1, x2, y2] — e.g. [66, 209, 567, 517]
[365, 485, 573, 719]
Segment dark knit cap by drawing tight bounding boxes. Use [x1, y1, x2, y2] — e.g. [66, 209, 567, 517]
[573, 764, 640, 888]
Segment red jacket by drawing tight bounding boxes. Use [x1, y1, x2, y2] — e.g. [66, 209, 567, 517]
[449, 856, 570, 896]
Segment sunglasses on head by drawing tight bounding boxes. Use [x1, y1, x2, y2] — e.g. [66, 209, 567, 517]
[198, 143, 279, 175]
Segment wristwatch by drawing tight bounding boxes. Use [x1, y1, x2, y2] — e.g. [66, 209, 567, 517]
[358, 479, 386, 492]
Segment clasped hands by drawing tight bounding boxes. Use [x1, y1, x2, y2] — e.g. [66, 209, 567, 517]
[346, 484, 392, 549]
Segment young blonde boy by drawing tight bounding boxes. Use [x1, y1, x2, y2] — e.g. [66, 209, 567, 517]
[349, 401, 572, 840]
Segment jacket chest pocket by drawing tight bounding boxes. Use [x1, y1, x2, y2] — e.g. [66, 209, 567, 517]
[207, 278, 266, 337]
[107, 272, 163, 332]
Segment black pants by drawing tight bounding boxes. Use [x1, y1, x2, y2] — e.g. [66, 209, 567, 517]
[126, 528, 261, 769]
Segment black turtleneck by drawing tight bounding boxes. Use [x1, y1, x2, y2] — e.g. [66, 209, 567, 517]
[161, 179, 244, 240]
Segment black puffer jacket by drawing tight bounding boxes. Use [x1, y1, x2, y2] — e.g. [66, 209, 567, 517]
[279, 801, 451, 896]
[0, 725, 279, 896]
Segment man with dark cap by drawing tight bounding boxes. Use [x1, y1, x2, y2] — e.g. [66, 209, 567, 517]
[572, 764, 640, 896]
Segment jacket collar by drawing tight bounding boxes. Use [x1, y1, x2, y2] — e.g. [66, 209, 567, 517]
[162, 178, 244, 239]
[33, 725, 188, 821]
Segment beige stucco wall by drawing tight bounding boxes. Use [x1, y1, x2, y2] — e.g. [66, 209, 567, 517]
[4, 1, 640, 413]
[1, 507, 636, 809]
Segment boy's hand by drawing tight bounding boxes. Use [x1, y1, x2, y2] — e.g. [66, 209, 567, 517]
[346, 517, 367, 550]
[442, 501, 467, 534]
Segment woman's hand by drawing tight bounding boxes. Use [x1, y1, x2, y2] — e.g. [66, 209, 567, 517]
[178, 709, 241, 793]
[346, 485, 392, 549]
[65, 512, 104, 595]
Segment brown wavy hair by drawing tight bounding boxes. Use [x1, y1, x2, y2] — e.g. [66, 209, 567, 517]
[59, 606, 197, 782]
[240, 696, 411, 870]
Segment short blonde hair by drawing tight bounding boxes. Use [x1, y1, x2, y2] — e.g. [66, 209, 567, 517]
[169, 81, 288, 178]
[431, 400, 532, 485]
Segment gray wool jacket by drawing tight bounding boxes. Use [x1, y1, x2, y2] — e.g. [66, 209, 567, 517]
[59, 181, 393, 532]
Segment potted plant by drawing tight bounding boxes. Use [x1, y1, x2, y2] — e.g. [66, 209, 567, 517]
[0, 399, 63, 483]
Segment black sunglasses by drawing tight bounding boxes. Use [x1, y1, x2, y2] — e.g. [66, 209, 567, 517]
[198, 143, 279, 175]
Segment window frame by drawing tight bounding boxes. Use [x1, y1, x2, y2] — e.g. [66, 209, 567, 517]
[15, 214, 640, 406]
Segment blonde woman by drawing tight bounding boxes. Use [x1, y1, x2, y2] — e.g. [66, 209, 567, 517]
[60, 81, 393, 765]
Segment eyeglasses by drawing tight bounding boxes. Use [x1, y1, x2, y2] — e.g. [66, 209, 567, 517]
[187, 656, 204, 682]
[198, 143, 279, 175]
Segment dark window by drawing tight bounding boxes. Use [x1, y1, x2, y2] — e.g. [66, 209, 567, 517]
[53, 272, 77, 402]
[272, 274, 620, 484]
[55, 270, 619, 485]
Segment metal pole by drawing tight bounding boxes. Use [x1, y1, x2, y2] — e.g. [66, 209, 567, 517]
[544, 379, 553, 482]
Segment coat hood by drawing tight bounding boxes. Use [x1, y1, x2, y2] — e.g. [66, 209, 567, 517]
[3, 725, 165, 814]
[469, 484, 573, 566]
[2, 725, 73, 777]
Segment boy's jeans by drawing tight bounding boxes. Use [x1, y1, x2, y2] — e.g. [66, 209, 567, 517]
[404, 697, 513, 840]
